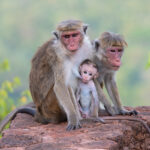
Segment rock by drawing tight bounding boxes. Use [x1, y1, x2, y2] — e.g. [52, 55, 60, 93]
[0, 106, 150, 150]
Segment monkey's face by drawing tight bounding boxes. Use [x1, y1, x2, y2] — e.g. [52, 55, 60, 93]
[104, 46, 124, 70]
[61, 30, 82, 51]
[80, 64, 98, 83]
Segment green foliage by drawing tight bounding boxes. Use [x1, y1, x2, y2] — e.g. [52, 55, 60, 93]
[0, 60, 31, 121]
[146, 53, 150, 69]
[0, 60, 10, 72]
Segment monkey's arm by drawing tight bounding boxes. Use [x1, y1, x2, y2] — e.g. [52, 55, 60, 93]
[72, 66, 82, 79]
[0, 106, 36, 133]
[104, 74, 137, 115]
[54, 69, 81, 131]
[75, 85, 81, 103]
[68, 87, 82, 120]
[94, 79, 116, 116]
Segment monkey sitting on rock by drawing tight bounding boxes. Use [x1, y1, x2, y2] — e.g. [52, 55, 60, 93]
[75, 59, 104, 123]
[1, 23, 150, 134]
[0, 19, 94, 132]
[93, 32, 138, 116]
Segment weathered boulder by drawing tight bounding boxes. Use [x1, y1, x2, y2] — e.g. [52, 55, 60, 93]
[0, 106, 150, 150]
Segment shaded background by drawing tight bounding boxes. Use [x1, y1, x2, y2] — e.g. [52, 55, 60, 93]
[0, 0, 150, 114]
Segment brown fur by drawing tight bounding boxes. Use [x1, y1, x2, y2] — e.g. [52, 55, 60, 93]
[99, 32, 128, 49]
[57, 20, 84, 32]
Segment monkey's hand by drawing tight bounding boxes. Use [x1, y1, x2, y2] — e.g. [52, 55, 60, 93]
[72, 67, 82, 79]
[66, 115, 82, 131]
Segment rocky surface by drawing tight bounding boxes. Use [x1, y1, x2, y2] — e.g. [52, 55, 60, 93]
[0, 106, 150, 150]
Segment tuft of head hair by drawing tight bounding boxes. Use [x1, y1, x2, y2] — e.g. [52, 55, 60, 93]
[80, 59, 98, 70]
[99, 32, 128, 49]
[57, 20, 84, 32]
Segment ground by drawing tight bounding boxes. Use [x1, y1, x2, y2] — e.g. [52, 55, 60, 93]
[0, 106, 150, 150]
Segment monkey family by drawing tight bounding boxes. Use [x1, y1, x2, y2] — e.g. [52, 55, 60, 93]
[0, 19, 139, 133]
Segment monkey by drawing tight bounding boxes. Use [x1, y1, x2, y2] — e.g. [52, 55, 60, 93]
[93, 32, 138, 116]
[29, 19, 95, 131]
[0, 20, 94, 132]
[75, 59, 104, 123]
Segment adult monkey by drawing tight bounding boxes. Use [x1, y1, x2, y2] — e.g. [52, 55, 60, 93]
[93, 32, 138, 116]
[29, 19, 95, 131]
[0, 20, 95, 132]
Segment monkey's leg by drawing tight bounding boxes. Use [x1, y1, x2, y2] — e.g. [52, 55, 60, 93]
[54, 80, 81, 131]
[94, 79, 116, 116]
[90, 95, 105, 123]
[34, 88, 67, 124]
[105, 75, 138, 116]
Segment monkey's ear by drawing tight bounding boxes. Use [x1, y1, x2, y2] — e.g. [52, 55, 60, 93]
[79, 66, 82, 72]
[94, 39, 100, 51]
[94, 72, 99, 79]
[83, 24, 88, 34]
[52, 31, 59, 39]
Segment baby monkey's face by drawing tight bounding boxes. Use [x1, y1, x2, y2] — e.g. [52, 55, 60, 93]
[80, 64, 98, 83]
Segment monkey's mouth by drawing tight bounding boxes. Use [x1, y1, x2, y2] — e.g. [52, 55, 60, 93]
[67, 42, 80, 52]
[82, 79, 89, 84]
[68, 46, 78, 52]
[112, 65, 120, 70]
[69, 49, 78, 52]
[111, 61, 121, 70]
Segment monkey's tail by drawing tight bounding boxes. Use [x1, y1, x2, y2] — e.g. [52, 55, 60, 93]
[0, 107, 36, 134]
[103, 116, 150, 134]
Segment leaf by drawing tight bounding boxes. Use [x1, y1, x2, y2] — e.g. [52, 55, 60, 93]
[2, 81, 13, 93]
[0, 60, 10, 72]
[13, 77, 21, 87]
[21, 90, 31, 97]
[0, 89, 8, 99]
[20, 96, 27, 104]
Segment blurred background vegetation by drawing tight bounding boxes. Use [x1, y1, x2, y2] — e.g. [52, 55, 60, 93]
[0, 0, 150, 120]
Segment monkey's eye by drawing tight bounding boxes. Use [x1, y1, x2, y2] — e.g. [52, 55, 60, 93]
[63, 35, 70, 39]
[89, 73, 92, 76]
[83, 71, 87, 74]
[72, 33, 79, 37]
[118, 49, 123, 52]
[110, 49, 115, 52]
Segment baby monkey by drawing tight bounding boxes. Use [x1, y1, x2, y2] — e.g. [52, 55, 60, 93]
[76, 59, 104, 123]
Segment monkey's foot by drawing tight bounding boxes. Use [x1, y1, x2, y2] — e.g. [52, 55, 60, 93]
[66, 123, 82, 131]
[91, 117, 105, 123]
[119, 109, 138, 116]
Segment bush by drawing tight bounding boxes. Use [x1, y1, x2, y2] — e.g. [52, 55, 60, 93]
[0, 60, 31, 121]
